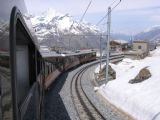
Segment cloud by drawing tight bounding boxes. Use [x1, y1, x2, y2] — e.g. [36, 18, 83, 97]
[150, 15, 160, 22]
[24, 0, 160, 34]
[24, 0, 160, 15]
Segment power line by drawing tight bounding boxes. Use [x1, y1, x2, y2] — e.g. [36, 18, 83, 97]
[96, 0, 121, 26]
[67, 0, 93, 50]
[110, 0, 117, 7]
[96, 0, 117, 26]
[80, 0, 93, 22]
[68, 0, 93, 32]
[77, 0, 93, 48]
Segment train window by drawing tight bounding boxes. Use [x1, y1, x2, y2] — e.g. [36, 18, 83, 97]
[48, 64, 50, 74]
[0, 76, 2, 120]
[16, 45, 30, 105]
[52, 64, 56, 71]
[65, 57, 69, 63]
[36, 52, 41, 75]
[16, 20, 38, 108]
[44, 63, 47, 77]
[49, 63, 52, 73]
[56, 58, 59, 62]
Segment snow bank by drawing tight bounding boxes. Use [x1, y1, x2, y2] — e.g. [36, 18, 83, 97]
[98, 47, 160, 120]
[94, 63, 106, 74]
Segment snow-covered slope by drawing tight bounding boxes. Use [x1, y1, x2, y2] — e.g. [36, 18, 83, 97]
[96, 47, 160, 120]
[26, 8, 101, 49]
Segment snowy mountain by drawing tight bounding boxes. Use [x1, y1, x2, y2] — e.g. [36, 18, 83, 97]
[135, 25, 160, 42]
[25, 8, 160, 50]
[26, 8, 101, 50]
[110, 26, 160, 43]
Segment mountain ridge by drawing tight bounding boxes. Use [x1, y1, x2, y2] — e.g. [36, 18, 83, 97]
[25, 8, 102, 50]
[25, 8, 160, 50]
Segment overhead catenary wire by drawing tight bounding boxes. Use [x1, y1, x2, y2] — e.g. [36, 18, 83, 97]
[96, 0, 121, 26]
[80, 0, 92, 22]
[96, 0, 116, 26]
[77, 0, 93, 49]
[67, 0, 93, 50]
[68, 0, 93, 32]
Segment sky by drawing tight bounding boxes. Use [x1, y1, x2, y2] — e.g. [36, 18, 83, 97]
[24, 0, 160, 34]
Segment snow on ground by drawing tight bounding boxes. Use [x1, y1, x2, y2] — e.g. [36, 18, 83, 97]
[95, 63, 106, 74]
[96, 47, 160, 120]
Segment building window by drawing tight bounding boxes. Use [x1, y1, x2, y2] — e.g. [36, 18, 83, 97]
[138, 45, 142, 49]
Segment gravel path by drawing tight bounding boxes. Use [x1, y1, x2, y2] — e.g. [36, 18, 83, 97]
[45, 71, 72, 120]
[45, 62, 128, 120]
[45, 67, 81, 120]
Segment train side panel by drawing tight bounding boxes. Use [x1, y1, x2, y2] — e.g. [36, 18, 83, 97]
[0, 1, 42, 120]
[43, 52, 96, 89]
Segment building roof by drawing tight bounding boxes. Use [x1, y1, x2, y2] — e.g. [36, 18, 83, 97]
[111, 39, 128, 45]
[42, 50, 96, 58]
[133, 40, 148, 43]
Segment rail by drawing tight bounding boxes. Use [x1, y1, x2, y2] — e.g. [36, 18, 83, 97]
[70, 61, 106, 120]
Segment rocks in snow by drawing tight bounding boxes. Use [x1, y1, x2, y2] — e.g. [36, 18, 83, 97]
[129, 67, 151, 84]
[98, 65, 116, 80]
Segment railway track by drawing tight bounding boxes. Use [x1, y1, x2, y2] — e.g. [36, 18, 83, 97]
[70, 62, 106, 120]
[70, 54, 124, 120]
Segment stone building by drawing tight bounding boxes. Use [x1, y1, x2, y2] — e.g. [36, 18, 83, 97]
[129, 41, 149, 58]
[133, 41, 149, 53]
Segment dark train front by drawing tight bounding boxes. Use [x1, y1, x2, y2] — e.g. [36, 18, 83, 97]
[0, 0, 97, 120]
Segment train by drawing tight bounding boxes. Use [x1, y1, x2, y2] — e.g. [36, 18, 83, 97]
[42, 51, 96, 89]
[0, 1, 96, 120]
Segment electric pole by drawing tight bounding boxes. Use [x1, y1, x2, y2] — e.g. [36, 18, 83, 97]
[106, 7, 111, 84]
[100, 36, 102, 71]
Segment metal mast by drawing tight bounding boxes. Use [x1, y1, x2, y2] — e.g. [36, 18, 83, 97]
[100, 36, 102, 71]
[105, 7, 111, 84]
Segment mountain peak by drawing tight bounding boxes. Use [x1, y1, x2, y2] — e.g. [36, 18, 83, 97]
[29, 8, 100, 34]
[40, 8, 63, 22]
[26, 8, 101, 49]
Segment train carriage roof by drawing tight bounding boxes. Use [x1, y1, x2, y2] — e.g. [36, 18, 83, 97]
[42, 50, 96, 58]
